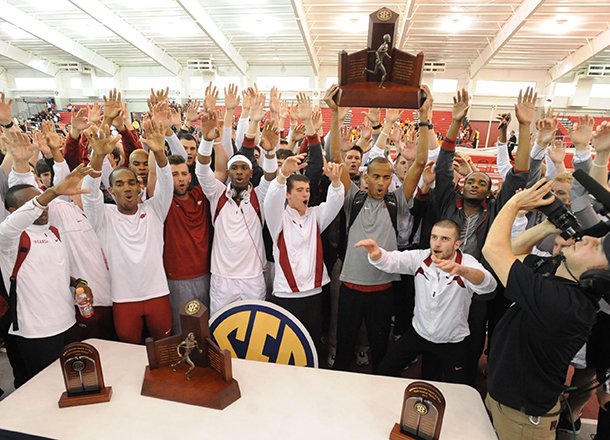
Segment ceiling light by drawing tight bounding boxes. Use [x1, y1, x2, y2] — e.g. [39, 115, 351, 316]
[338, 14, 368, 34]
[540, 16, 581, 34]
[439, 15, 473, 33]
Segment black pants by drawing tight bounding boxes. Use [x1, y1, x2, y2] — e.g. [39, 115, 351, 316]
[392, 274, 415, 337]
[271, 294, 323, 352]
[587, 311, 610, 439]
[334, 283, 393, 373]
[466, 299, 488, 384]
[378, 323, 470, 384]
[8, 324, 80, 387]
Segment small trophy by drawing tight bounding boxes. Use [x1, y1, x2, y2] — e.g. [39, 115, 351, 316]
[58, 342, 112, 408]
[141, 300, 241, 409]
[389, 381, 446, 440]
[334, 7, 425, 109]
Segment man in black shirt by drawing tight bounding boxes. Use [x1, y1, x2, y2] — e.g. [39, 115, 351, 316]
[482, 179, 606, 440]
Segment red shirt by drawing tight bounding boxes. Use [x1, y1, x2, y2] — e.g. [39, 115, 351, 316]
[163, 186, 211, 280]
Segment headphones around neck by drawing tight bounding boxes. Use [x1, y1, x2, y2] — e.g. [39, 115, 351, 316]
[578, 269, 610, 303]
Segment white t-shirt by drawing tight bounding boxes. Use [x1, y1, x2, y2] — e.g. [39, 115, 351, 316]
[82, 163, 173, 303]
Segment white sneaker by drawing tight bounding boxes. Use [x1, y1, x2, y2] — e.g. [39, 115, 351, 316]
[355, 351, 369, 367]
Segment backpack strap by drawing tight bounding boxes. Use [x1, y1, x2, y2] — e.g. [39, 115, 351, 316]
[9, 232, 31, 331]
[384, 192, 399, 234]
[347, 191, 368, 230]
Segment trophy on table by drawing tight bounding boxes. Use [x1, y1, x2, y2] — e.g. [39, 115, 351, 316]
[389, 381, 446, 440]
[141, 300, 241, 409]
[333, 7, 426, 109]
[58, 342, 112, 408]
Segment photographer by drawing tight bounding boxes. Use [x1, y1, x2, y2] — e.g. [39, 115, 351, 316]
[482, 179, 608, 440]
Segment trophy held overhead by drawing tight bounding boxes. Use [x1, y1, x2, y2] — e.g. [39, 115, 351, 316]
[334, 7, 426, 109]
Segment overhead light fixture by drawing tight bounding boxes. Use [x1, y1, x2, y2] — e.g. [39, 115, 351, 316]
[439, 15, 473, 33]
[339, 14, 368, 34]
[540, 16, 581, 34]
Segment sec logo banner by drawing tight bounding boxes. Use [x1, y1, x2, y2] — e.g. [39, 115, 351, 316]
[209, 301, 318, 368]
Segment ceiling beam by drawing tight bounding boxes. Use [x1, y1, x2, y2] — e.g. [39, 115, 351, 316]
[398, 0, 417, 49]
[175, 0, 248, 75]
[468, 0, 544, 79]
[0, 1, 119, 76]
[290, 0, 319, 76]
[68, 0, 182, 75]
[547, 27, 610, 83]
[0, 40, 58, 76]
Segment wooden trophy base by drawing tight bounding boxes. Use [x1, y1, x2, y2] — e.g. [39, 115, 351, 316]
[58, 386, 112, 408]
[389, 423, 418, 440]
[141, 366, 240, 410]
[334, 82, 424, 109]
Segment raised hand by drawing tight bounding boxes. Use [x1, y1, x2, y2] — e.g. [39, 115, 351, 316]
[0, 92, 13, 125]
[184, 100, 200, 123]
[261, 119, 279, 152]
[140, 117, 166, 152]
[419, 84, 433, 119]
[204, 81, 218, 112]
[199, 111, 221, 142]
[385, 108, 403, 125]
[400, 132, 417, 161]
[86, 124, 120, 157]
[112, 104, 128, 131]
[242, 89, 252, 112]
[311, 108, 323, 133]
[269, 86, 281, 114]
[250, 92, 266, 122]
[354, 238, 381, 260]
[453, 153, 472, 177]
[496, 113, 511, 129]
[54, 163, 94, 196]
[535, 107, 558, 147]
[452, 88, 470, 122]
[151, 101, 173, 130]
[148, 87, 169, 110]
[569, 114, 594, 148]
[103, 88, 123, 122]
[279, 100, 289, 120]
[32, 130, 51, 158]
[296, 92, 312, 121]
[87, 102, 103, 126]
[340, 125, 353, 151]
[390, 125, 402, 144]
[515, 87, 537, 126]
[592, 121, 610, 153]
[224, 84, 240, 111]
[362, 108, 381, 127]
[6, 130, 36, 162]
[288, 102, 298, 124]
[42, 120, 62, 151]
[548, 139, 567, 164]
[508, 178, 555, 211]
[360, 119, 372, 141]
[281, 153, 308, 176]
[323, 84, 340, 112]
[292, 123, 306, 143]
[323, 161, 344, 184]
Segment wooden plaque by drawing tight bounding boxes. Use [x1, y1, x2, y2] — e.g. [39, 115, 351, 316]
[58, 342, 112, 408]
[389, 381, 445, 440]
[141, 300, 241, 410]
[335, 7, 425, 109]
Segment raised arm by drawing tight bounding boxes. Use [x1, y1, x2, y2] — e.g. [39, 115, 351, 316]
[591, 121, 610, 190]
[141, 117, 172, 220]
[513, 87, 537, 172]
[482, 178, 555, 285]
[324, 84, 351, 191]
[402, 85, 432, 200]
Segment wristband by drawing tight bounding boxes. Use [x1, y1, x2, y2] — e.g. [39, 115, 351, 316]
[32, 196, 46, 210]
[1, 120, 14, 129]
[279, 169, 290, 179]
[198, 138, 214, 156]
[372, 124, 382, 130]
[262, 154, 278, 174]
[418, 122, 434, 129]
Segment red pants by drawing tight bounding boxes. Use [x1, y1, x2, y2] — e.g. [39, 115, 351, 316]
[113, 295, 172, 344]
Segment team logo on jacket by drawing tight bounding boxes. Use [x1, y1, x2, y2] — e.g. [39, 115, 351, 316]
[209, 301, 318, 367]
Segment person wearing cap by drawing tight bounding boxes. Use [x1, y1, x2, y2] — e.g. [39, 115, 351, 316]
[482, 179, 608, 440]
[195, 111, 278, 316]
